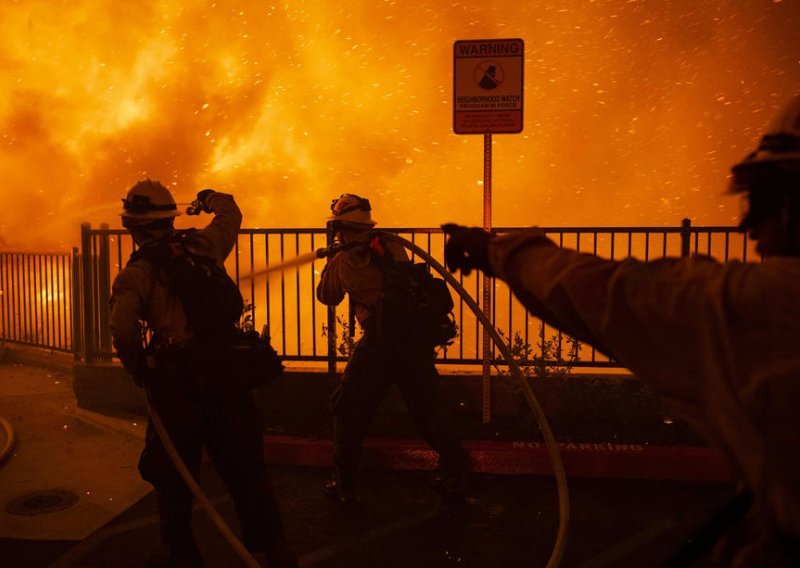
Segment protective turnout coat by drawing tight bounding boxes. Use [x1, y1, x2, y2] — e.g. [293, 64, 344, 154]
[316, 235, 408, 321]
[110, 192, 242, 378]
[488, 228, 800, 563]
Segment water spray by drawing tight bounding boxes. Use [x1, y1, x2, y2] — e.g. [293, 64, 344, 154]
[238, 242, 364, 281]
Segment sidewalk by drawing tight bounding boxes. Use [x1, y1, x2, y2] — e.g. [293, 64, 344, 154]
[0, 360, 733, 566]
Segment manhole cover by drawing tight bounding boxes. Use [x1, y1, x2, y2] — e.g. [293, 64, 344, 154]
[5, 489, 79, 516]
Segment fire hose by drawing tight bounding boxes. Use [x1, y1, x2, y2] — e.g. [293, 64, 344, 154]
[147, 232, 569, 568]
[145, 396, 262, 568]
[385, 233, 570, 568]
[0, 416, 15, 465]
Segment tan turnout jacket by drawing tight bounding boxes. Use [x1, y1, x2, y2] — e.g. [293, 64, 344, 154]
[110, 193, 242, 377]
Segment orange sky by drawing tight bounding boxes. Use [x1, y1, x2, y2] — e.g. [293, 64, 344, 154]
[1, 1, 799, 251]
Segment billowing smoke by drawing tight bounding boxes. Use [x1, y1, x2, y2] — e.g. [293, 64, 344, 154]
[0, 1, 798, 250]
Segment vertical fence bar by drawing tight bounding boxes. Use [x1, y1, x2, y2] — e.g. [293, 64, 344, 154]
[311, 233, 317, 356]
[481, 132, 492, 425]
[63, 254, 70, 351]
[265, 235, 271, 341]
[279, 234, 287, 356]
[72, 248, 82, 358]
[24, 254, 31, 343]
[80, 223, 95, 363]
[12, 254, 19, 342]
[326, 224, 337, 375]
[97, 224, 112, 360]
[32, 255, 39, 345]
[51, 255, 58, 349]
[42, 255, 50, 348]
[295, 234, 302, 352]
[0, 255, 5, 345]
[249, 234, 255, 326]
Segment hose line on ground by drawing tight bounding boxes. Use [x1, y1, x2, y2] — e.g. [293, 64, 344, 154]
[384, 233, 570, 568]
[0, 416, 15, 464]
[145, 397, 262, 568]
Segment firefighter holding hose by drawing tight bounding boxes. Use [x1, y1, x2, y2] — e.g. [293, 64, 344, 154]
[110, 180, 295, 568]
[443, 96, 800, 565]
[317, 194, 470, 504]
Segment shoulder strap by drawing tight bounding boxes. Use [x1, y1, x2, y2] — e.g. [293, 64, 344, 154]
[369, 232, 408, 279]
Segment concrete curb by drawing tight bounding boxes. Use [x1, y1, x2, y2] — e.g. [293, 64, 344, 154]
[71, 408, 730, 483]
[74, 408, 147, 441]
[262, 436, 731, 483]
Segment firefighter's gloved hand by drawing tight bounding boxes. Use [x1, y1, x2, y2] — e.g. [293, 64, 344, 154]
[186, 189, 215, 215]
[442, 224, 495, 277]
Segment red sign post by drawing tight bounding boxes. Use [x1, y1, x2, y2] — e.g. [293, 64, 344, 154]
[453, 38, 524, 424]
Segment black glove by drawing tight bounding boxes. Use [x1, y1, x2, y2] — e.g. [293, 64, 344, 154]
[442, 223, 495, 277]
[186, 189, 215, 215]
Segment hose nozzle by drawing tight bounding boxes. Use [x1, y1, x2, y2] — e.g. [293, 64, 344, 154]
[185, 200, 204, 216]
[315, 241, 368, 258]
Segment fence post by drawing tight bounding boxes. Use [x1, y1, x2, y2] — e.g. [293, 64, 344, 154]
[80, 223, 95, 364]
[680, 218, 692, 257]
[325, 223, 337, 376]
[96, 223, 112, 361]
[481, 133, 493, 425]
[0, 254, 4, 347]
[71, 247, 82, 360]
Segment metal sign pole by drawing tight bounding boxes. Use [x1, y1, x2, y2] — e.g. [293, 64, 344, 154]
[453, 38, 523, 426]
[482, 133, 492, 425]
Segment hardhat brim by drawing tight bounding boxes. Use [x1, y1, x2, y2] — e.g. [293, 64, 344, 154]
[326, 217, 376, 227]
[728, 155, 800, 194]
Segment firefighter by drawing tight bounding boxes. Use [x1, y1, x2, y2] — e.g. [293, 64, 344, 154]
[110, 180, 296, 568]
[317, 194, 470, 504]
[443, 96, 800, 566]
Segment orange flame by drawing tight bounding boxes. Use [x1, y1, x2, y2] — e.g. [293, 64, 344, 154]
[1, 2, 799, 251]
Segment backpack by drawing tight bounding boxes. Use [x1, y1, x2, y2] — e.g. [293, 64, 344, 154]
[372, 235, 457, 350]
[129, 229, 244, 340]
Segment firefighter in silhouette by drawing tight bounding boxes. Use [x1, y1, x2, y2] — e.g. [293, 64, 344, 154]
[443, 96, 800, 566]
[110, 180, 296, 568]
[316, 194, 470, 504]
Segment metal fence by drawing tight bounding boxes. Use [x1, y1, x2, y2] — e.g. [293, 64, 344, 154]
[60, 220, 754, 370]
[0, 251, 76, 353]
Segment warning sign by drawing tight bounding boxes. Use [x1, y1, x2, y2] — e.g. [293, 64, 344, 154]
[453, 38, 524, 134]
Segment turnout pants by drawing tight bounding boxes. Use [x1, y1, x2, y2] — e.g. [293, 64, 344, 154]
[139, 346, 288, 553]
[331, 336, 469, 489]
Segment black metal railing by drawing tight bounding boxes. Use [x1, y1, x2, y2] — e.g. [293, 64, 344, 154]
[0, 251, 76, 353]
[0, 221, 754, 364]
[65, 220, 754, 368]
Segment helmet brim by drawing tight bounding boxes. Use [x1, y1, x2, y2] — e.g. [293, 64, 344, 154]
[728, 157, 800, 194]
[326, 215, 376, 226]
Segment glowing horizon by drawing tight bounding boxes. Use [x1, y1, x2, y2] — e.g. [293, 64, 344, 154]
[1, 1, 799, 251]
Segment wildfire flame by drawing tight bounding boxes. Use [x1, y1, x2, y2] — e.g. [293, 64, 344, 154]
[1, 1, 799, 251]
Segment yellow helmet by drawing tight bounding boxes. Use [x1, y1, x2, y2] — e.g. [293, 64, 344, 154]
[327, 194, 376, 226]
[120, 179, 182, 219]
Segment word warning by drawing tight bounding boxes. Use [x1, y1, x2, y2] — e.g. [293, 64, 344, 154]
[453, 38, 524, 134]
